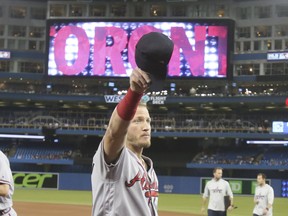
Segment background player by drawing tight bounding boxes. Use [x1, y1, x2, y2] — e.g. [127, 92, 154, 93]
[253, 173, 274, 216]
[0, 150, 17, 216]
[201, 167, 234, 216]
[91, 67, 158, 215]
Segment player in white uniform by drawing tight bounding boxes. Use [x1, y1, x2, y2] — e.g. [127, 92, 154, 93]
[253, 173, 274, 216]
[201, 167, 234, 216]
[0, 150, 17, 216]
[91, 68, 158, 216]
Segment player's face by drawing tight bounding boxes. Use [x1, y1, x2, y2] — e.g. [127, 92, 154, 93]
[213, 169, 223, 180]
[126, 106, 151, 149]
[257, 175, 265, 186]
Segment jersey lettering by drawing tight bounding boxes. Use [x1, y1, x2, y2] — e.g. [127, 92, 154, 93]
[255, 193, 266, 200]
[212, 187, 223, 193]
[125, 170, 159, 198]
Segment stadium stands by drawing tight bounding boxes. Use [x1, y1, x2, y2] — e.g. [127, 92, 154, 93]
[0, 0, 288, 194]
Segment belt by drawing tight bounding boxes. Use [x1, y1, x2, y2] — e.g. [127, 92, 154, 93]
[0, 207, 11, 215]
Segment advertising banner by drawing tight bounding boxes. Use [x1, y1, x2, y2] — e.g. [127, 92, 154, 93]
[13, 172, 59, 189]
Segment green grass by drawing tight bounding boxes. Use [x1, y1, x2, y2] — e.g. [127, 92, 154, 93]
[13, 189, 287, 215]
[13, 189, 92, 206]
[158, 194, 288, 216]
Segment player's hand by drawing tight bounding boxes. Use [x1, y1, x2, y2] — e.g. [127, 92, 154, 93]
[263, 208, 268, 215]
[129, 67, 151, 94]
[227, 205, 234, 211]
[200, 206, 205, 214]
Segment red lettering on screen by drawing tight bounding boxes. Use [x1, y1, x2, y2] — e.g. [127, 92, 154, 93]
[50, 25, 227, 77]
[208, 26, 228, 76]
[54, 26, 90, 75]
[93, 26, 127, 75]
[170, 26, 206, 76]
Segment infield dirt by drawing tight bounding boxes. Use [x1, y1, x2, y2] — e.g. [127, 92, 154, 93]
[13, 201, 202, 216]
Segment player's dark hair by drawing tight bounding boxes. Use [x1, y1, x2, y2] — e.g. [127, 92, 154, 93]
[257, 173, 266, 179]
[213, 167, 223, 173]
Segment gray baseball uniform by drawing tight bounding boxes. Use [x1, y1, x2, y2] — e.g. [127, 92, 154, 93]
[203, 178, 233, 211]
[91, 141, 159, 216]
[253, 184, 274, 216]
[0, 150, 17, 216]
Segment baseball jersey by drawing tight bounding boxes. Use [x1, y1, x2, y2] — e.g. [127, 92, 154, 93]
[253, 184, 274, 216]
[0, 151, 14, 210]
[91, 141, 159, 216]
[203, 178, 233, 211]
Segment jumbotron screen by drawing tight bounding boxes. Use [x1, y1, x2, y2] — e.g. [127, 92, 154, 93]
[46, 19, 234, 79]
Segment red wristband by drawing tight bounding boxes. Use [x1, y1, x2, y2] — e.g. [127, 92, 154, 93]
[116, 88, 143, 121]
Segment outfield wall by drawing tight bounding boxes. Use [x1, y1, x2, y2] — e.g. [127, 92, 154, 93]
[12, 172, 285, 197]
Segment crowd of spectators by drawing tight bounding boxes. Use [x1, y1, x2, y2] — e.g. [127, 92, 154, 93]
[0, 143, 10, 156]
[15, 149, 73, 161]
[0, 80, 288, 97]
[0, 109, 283, 134]
[259, 148, 288, 166]
[2, 141, 288, 169]
[191, 147, 288, 167]
[0, 142, 75, 162]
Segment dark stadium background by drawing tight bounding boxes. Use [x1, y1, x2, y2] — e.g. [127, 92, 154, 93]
[0, 0, 287, 197]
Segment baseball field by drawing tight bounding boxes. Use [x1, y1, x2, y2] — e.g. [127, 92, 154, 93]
[12, 189, 287, 216]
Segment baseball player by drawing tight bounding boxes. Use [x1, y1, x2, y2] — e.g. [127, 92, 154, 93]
[253, 173, 274, 216]
[0, 150, 17, 216]
[201, 167, 234, 216]
[91, 68, 159, 215]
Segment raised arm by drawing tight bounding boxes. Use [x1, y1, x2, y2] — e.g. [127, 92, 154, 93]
[103, 68, 150, 164]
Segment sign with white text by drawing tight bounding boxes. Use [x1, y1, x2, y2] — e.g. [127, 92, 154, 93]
[267, 52, 288, 61]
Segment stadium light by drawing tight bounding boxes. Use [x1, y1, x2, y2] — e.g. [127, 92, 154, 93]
[0, 134, 45, 140]
[246, 140, 288, 145]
